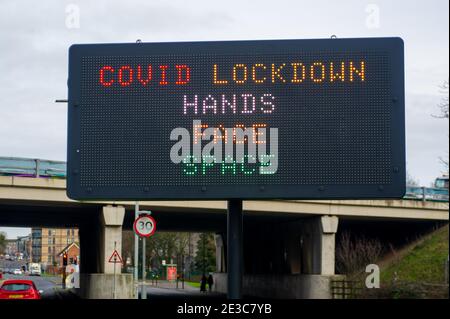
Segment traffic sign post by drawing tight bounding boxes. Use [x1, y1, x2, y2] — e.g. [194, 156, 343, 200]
[133, 213, 157, 237]
[133, 211, 157, 299]
[142, 234, 146, 299]
[108, 242, 123, 299]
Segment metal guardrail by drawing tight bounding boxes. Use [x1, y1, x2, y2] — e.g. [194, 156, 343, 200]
[0, 156, 448, 202]
[0, 156, 66, 178]
[404, 186, 449, 202]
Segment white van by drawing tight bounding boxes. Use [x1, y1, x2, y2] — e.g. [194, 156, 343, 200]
[29, 263, 42, 276]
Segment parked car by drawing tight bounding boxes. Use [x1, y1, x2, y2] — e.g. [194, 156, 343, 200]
[13, 269, 23, 275]
[0, 280, 42, 299]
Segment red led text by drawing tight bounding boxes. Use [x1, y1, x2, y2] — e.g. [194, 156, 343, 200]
[99, 65, 191, 87]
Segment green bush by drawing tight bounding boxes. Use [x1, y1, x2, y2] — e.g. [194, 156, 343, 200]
[358, 282, 448, 299]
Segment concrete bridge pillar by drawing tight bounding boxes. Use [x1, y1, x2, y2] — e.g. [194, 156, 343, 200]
[100, 205, 125, 274]
[212, 216, 341, 298]
[317, 215, 339, 275]
[302, 215, 339, 275]
[79, 205, 134, 299]
[214, 233, 226, 273]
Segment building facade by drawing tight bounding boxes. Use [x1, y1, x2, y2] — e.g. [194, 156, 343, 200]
[17, 235, 31, 261]
[5, 239, 18, 256]
[58, 242, 80, 266]
[31, 227, 79, 266]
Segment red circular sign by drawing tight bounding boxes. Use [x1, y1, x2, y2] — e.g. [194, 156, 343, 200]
[133, 214, 156, 237]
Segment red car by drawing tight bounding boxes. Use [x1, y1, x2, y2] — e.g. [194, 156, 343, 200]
[0, 280, 42, 299]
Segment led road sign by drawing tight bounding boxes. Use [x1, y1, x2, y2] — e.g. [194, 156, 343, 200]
[67, 38, 405, 200]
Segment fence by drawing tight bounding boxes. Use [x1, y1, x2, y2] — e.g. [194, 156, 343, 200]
[330, 280, 363, 299]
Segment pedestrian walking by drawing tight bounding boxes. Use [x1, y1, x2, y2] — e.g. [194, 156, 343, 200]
[200, 274, 207, 293]
[208, 273, 214, 292]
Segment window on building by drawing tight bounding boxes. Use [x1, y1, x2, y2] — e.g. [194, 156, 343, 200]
[32, 229, 42, 239]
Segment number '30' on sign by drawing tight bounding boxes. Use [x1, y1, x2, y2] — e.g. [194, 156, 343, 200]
[133, 214, 156, 237]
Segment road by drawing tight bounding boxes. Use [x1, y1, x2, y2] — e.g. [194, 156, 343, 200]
[1, 266, 226, 300]
[0, 258, 27, 273]
[1, 258, 63, 299]
[1, 275, 228, 299]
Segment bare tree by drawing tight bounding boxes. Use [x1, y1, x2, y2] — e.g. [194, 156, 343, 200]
[433, 80, 449, 119]
[433, 80, 449, 172]
[146, 232, 191, 268]
[174, 233, 190, 260]
[336, 232, 383, 278]
[121, 230, 192, 271]
[406, 170, 420, 186]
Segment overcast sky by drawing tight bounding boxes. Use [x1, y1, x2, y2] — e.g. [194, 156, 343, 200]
[0, 0, 448, 238]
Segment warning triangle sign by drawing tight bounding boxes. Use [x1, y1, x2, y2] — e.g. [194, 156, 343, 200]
[108, 250, 123, 264]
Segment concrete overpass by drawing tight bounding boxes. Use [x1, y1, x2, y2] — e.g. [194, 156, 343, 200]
[0, 175, 448, 298]
[0, 175, 447, 223]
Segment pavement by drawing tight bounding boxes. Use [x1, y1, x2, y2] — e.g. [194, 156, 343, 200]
[141, 286, 225, 300]
[146, 280, 199, 290]
[0, 259, 27, 273]
[137, 280, 225, 299]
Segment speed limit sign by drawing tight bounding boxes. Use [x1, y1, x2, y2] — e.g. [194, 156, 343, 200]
[133, 213, 156, 237]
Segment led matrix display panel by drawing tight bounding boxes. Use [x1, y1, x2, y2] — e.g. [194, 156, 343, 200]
[67, 38, 405, 200]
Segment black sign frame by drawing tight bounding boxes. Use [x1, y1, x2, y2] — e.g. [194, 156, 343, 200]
[67, 37, 405, 200]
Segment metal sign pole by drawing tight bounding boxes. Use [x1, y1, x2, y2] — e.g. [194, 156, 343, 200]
[113, 241, 116, 299]
[134, 202, 139, 299]
[227, 199, 243, 299]
[142, 236, 147, 299]
[133, 210, 156, 300]
[182, 254, 185, 290]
